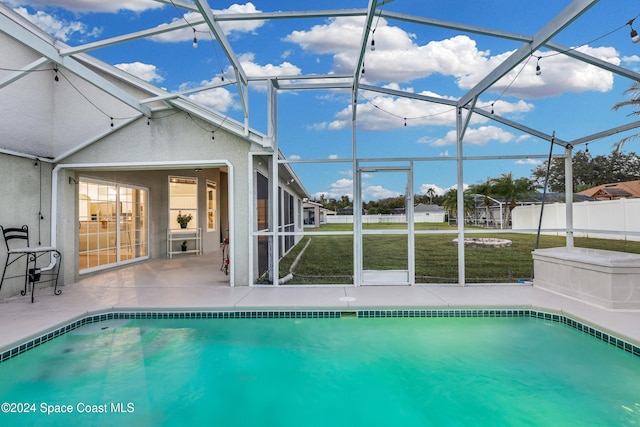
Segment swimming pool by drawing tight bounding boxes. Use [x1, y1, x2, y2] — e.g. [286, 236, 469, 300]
[0, 311, 639, 426]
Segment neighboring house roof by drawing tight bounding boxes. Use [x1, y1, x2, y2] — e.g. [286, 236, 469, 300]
[414, 203, 446, 213]
[578, 180, 640, 200]
[337, 208, 368, 215]
[527, 193, 594, 203]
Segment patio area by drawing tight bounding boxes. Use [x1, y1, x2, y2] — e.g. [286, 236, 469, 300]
[1, 253, 639, 354]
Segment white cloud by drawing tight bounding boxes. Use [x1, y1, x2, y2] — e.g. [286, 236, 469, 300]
[235, 52, 301, 78]
[430, 126, 515, 147]
[14, 7, 101, 41]
[322, 90, 532, 131]
[284, 16, 374, 55]
[328, 154, 339, 159]
[478, 99, 534, 116]
[418, 183, 446, 196]
[186, 81, 236, 112]
[313, 178, 353, 200]
[312, 177, 401, 201]
[307, 122, 329, 130]
[217, 2, 265, 34]
[515, 158, 542, 165]
[114, 62, 163, 83]
[285, 17, 619, 99]
[419, 183, 468, 195]
[151, 3, 264, 43]
[288, 154, 301, 160]
[9, 0, 162, 13]
[623, 55, 640, 63]
[466, 46, 619, 99]
[363, 185, 401, 200]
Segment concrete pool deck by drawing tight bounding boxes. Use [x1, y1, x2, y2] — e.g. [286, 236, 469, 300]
[1, 253, 639, 352]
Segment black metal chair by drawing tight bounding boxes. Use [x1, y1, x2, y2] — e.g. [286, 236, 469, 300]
[1, 225, 62, 303]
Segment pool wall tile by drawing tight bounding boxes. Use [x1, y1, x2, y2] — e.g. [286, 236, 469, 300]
[1, 309, 638, 363]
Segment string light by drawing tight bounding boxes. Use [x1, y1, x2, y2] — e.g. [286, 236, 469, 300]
[535, 57, 542, 76]
[358, 91, 454, 128]
[585, 143, 590, 155]
[192, 29, 198, 48]
[53, 67, 59, 82]
[110, 117, 114, 127]
[371, 38, 376, 51]
[629, 19, 640, 43]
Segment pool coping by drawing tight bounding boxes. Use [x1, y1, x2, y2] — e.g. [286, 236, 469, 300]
[2, 305, 639, 363]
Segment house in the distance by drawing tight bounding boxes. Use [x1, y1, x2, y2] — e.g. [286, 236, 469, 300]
[578, 180, 640, 201]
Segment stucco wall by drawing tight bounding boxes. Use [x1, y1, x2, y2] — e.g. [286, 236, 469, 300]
[57, 113, 254, 285]
[0, 154, 54, 297]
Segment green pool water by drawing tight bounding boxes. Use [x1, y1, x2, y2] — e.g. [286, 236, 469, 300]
[0, 316, 638, 426]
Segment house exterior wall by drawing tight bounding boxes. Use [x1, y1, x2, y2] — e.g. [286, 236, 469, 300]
[74, 168, 223, 256]
[0, 21, 307, 293]
[0, 153, 54, 297]
[56, 113, 254, 285]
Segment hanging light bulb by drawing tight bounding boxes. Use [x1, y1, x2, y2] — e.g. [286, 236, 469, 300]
[361, 62, 365, 75]
[629, 20, 640, 43]
[585, 143, 589, 155]
[371, 38, 376, 51]
[491, 103, 495, 115]
[53, 67, 59, 82]
[535, 57, 542, 76]
[404, 118, 407, 127]
[193, 29, 198, 48]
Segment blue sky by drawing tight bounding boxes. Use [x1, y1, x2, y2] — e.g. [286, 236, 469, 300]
[4, 0, 640, 201]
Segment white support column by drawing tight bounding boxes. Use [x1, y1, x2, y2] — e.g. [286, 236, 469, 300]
[565, 145, 574, 247]
[407, 161, 415, 286]
[456, 107, 465, 286]
[268, 79, 280, 285]
[352, 87, 362, 286]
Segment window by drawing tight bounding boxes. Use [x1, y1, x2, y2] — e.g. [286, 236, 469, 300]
[256, 172, 269, 278]
[78, 179, 148, 272]
[207, 180, 217, 231]
[169, 176, 197, 230]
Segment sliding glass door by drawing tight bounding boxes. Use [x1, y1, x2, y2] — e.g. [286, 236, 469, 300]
[79, 179, 148, 272]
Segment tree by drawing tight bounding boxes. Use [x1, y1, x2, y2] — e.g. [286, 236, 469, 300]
[468, 180, 497, 227]
[612, 82, 640, 150]
[441, 189, 473, 222]
[531, 151, 640, 192]
[426, 187, 436, 204]
[490, 172, 535, 225]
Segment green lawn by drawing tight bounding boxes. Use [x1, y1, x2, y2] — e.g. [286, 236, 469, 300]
[279, 223, 640, 284]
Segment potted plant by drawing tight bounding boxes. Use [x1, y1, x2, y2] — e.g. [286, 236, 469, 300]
[181, 240, 188, 252]
[177, 211, 192, 229]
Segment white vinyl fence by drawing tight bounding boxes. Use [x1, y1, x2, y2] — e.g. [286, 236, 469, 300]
[512, 198, 640, 241]
[326, 212, 446, 224]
